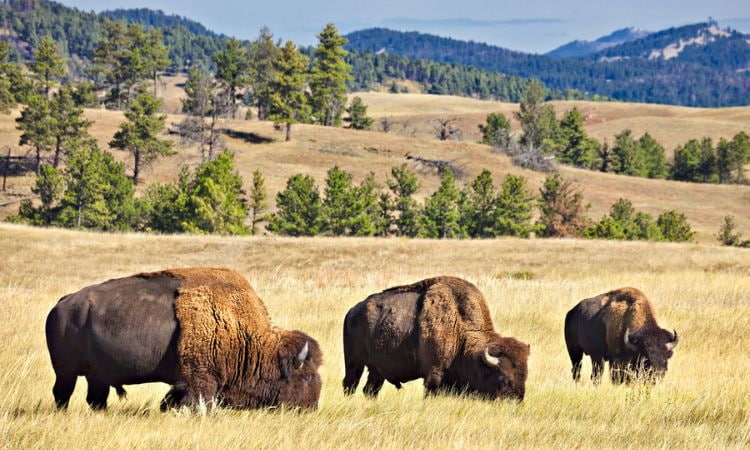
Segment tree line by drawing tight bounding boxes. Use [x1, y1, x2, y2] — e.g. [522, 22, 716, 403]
[477, 80, 750, 185]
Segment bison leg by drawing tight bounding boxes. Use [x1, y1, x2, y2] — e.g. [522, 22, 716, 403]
[591, 358, 604, 385]
[362, 366, 385, 398]
[566, 342, 584, 382]
[85, 377, 110, 410]
[52, 373, 77, 410]
[610, 361, 628, 385]
[342, 362, 365, 396]
[160, 385, 187, 411]
[423, 370, 444, 396]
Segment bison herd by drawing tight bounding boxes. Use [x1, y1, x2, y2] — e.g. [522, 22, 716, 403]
[45, 268, 679, 411]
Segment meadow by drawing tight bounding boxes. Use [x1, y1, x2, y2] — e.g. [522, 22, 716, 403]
[1, 223, 748, 448]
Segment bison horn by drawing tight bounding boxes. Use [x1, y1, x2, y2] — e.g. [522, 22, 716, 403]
[482, 347, 500, 367]
[624, 328, 638, 351]
[295, 342, 309, 369]
[666, 329, 679, 351]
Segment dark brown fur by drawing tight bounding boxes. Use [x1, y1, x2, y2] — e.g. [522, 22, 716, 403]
[343, 276, 530, 401]
[564, 287, 678, 384]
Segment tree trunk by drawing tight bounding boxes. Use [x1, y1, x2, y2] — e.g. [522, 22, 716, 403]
[153, 69, 158, 98]
[2, 147, 10, 192]
[133, 150, 140, 185]
[285, 122, 292, 142]
[36, 147, 41, 174]
[53, 137, 62, 168]
[77, 200, 83, 229]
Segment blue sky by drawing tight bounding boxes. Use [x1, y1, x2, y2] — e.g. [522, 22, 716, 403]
[62, 0, 750, 53]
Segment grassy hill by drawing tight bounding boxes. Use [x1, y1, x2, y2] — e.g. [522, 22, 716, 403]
[2, 85, 750, 242]
[1, 224, 748, 447]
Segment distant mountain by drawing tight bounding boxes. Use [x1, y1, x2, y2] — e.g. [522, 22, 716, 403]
[100, 8, 224, 38]
[345, 24, 750, 107]
[547, 27, 651, 59]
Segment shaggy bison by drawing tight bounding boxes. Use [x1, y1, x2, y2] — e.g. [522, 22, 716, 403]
[564, 287, 678, 384]
[342, 276, 529, 401]
[45, 268, 322, 410]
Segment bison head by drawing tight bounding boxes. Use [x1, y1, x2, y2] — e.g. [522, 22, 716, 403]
[469, 336, 530, 401]
[624, 327, 678, 378]
[276, 331, 323, 409]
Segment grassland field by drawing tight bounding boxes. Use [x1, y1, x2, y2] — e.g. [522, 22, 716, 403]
[0, 224, 749, 448]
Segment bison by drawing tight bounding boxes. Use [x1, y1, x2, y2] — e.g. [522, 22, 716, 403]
[45, 268, 322, 411]
[342, 276, 529, 401]
[564, 287, 679, 384]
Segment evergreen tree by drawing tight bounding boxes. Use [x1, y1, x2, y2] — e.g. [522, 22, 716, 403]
[461, 169, 497, 238]
[478, 112, 511, 148]
[248, 27, 281, 121]
[31, 35, 66, 98]
[716, 215, 744, 246]
[268, 41, 310, 141]
[49, 84, 93, 168]
[310, 24, 352, 126]
[143, 28, 170, 97]
[495, 174, 538, 237]
[612, 130, 645, 176]
[537, 173, 590, 237]
[17, 95, 54, 173]
[374, 191, 395, 236]
[110, 92, 174, 184]
[181, 150, 249, 235]
[93, 19, 128, 109]
[345, 96, 373, 130]
[716, 132, 750, 184]
[268, 174, 323, 236]
[248, 169, 269, 235]
[214, 38, 248, 118]
[16, 164, 65, 225]
[670, 139, 702, 182]
[321, 166, 377, 236]
[657, 210, 694, 242]
[638, 133, 668, 179]
[0, 42, 20, 112]
[420, 168, 464, 238]
[387, 163, 421, 237]
[514, 79, 559, 150]
[557, 107, 599, 168]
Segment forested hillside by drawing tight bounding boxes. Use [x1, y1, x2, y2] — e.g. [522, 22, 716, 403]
[345, 25, 750, 107]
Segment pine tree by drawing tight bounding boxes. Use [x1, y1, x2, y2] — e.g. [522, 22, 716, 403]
[181, 151, 250, 235]
[93, 19, 128, 109]
[345, 96, 373, 130]
[321, 166, 377, 236]
[17, 95, 54, 173]
[657, 211, 694, 242]
[31, 35, 66, 98]
[16, 163, 64, 225]
[268, 174, 323, 236]
[387, 163, 421, 237]
[248, 169, 269, 235]
[461, 169, 497, 238]
[612, 130, 645, 176]
[214, 38, 248, 118]
[110, 92, 174, 184]
[717, 132, 750, 184]
[537, 173, 590, 237]
[495, 174, 538, 237]
[557, 107, 599, 168]
[478, 112, 511, 148]
[514, 79, 558, 150]
[248, 27, 281, 121]
[143, 29, 170, 97]
[268, 41, 310, 142]
[0, 42, 18, 113]
[310, 24, 352, 127]
[670, 139, 702, 182]
[716, 215, 743, 246]
[638, 133, 668, 179]
[49, 84, 93, 168]
[421, 168, 464, 239]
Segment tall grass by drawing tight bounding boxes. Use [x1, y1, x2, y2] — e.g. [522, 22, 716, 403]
[1, 224, 748, 448]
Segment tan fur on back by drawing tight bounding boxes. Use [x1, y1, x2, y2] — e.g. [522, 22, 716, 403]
[598, 287, 660, 355]
[385, 276, 496, 372]
[141, 268, 286, 407]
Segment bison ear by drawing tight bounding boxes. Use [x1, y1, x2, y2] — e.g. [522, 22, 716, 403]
[294, 342, 309, 370]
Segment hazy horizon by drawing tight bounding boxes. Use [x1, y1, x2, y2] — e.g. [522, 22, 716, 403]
[55, 0, 750, 53]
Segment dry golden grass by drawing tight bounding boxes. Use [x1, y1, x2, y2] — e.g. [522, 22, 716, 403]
[1, 223, 749, 448]
[2, 89, 750, 242]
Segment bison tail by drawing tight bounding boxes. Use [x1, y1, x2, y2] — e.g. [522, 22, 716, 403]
[115, 385, 127, 400]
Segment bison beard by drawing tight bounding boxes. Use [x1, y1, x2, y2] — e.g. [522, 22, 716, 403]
[343, 276, 530, 401]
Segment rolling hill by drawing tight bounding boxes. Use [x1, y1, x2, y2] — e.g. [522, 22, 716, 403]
[2, 82, 749, 242]
[547, 27, 651, 59]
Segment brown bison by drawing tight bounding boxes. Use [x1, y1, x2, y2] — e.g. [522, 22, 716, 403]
[342, 276, 530, 401]
[564, 287, 679, 384]
[45, 268, 322, 410]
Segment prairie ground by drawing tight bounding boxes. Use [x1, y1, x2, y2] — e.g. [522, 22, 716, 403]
[1, 224, 748, 448]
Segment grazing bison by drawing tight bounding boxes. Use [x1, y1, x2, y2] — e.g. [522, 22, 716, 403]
[45, 268, 322, 411]
[564, 287, 678, 384]
[342, 276, 530, 401]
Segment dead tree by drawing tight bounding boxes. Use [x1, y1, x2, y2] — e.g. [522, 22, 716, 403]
[405, 153, 466, 179]
[432, 117, 463, 141]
